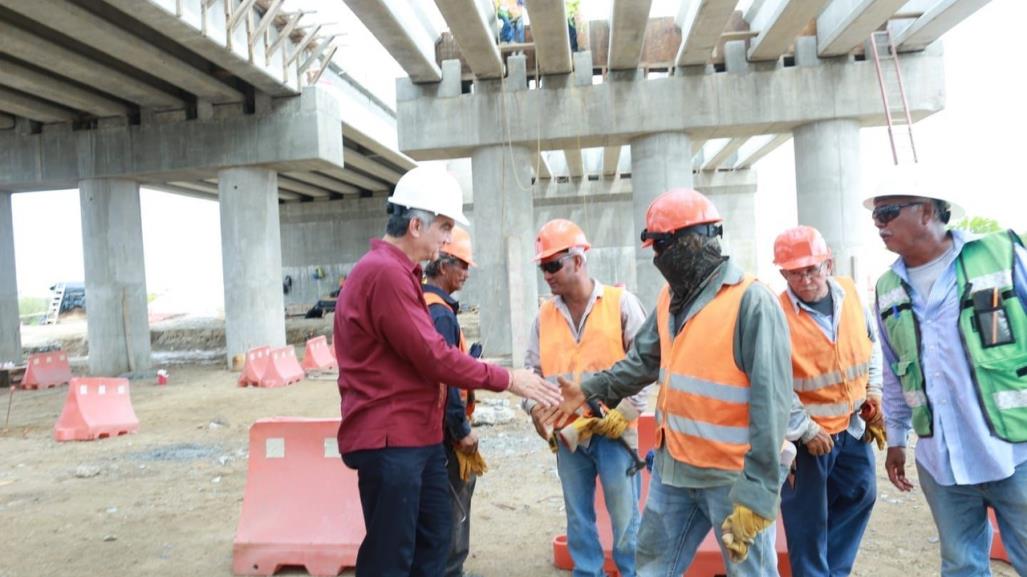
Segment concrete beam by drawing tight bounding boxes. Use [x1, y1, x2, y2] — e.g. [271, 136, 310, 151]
[0, 86, 78, 124]
[524, 0, 574, 74]
[435, 0, 504, 78]
[817, 0, 907, 57]
[734, 133, 791, 168]
[283, 171, 360, 195]
[0, 87, 344, 191]
[602, 146, 622, 177]
[342, 149, 405, 184]
[0, 192, 20, 363]
[565, 148, 584, 178]
[0, 20, 183, 109]
[676, 0, 740, 67]
[396, 47, 945, 159]
[0, 59, 131, 118]
[144, 182, 219, 202]
[169, 180, 219, 195]
[534, 151, 552, 179]
[0, 113, 14, 130]
[702, 137, 747, 170]
[747, 0, 831, 61]
[4, 0, 243, 103]
[342, 122, 417, 171]
[894, 0, 992, 51]
[608, 0, 654, 70]
[342, 0, 442, 83]
[320, 167, 391, 192]
[278, 175, 331, 198]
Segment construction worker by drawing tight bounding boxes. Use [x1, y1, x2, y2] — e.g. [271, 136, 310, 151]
[543, 188, 792, 577]
[867, 166, 1027, 576]
[523, 218, 648, 577]
[334, 165, 561, 577]
[423, 226, 484, 577]
[773, 225, 884, 577]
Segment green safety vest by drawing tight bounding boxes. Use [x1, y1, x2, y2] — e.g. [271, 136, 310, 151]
[876, 230, 1027, 443]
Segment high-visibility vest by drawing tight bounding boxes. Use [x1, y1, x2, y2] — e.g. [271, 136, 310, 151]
[655, 277, 754, 472]
[779, 276, 872, 434]
[424, 290, 475, 418]
[876, 231, 1027, 442]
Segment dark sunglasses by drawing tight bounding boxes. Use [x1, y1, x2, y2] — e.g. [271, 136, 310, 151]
[640, 223, 723, 254]
[872, 201, 923, 224]
[539, 254, 573, 274]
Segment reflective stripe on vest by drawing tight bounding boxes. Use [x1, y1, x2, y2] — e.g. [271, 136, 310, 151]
[779, 276, 873, 434]
[655, 277, 754, 472]
[423, 290, 474, 418]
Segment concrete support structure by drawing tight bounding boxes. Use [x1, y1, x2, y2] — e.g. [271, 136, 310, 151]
[79, 179, 152, 375]
[630, 132, 693, 308]
[0, 193, 21, 364]
[218, 167, 287, 367]
[793, 119, 865, 279]
[470, 144, 537, 362]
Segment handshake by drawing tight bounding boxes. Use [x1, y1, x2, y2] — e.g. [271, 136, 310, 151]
[506, 373, 593, 427]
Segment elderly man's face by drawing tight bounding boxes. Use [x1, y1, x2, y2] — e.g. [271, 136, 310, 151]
[872, 196, 929, 256]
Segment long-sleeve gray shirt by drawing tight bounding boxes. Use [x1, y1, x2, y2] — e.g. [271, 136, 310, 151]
[578, 260, 792, 520]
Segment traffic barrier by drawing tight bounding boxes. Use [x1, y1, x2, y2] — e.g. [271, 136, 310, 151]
[260, 347, 305, 388]
[53, 378, 139, 441]
[552, 413, 792, 577]
[233, 418, 363, 576]
[21, 350, 72, 389]
[301, 336, 337, 373]
[990, 508, 1008, 563]
[238, 347, 272, 387]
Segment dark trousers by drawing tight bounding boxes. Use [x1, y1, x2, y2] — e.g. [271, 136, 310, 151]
[781, 431, 877, 577]
[444, 444, 476, 577]
[342, 444, 453, 577]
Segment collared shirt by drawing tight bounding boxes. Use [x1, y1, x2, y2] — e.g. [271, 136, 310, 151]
[879, 230, 1027, 486]
[579, 260, 792, 520]
[423, 283, 474, 443]
[783, 277, 883, 443]
[334, 239, 510, 454]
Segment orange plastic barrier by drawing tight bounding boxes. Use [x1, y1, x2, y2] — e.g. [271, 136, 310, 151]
[53, 378, 139, 442]
[301, 336, 338, 373]
[260, 347, 305, 388]
[553, 413, 792, 577]
[238, 346, 272, 387]
[233, 418, 363, 576]
[990, 508, 1009, 563]
[21, 350, 72, 389]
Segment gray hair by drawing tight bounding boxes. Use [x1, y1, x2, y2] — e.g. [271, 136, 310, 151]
[386, 205, 436, 237]
[568, 246, 587, 265]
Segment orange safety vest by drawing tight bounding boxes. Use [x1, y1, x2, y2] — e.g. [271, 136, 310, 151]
[655, 277, 754, 472]
[779, 276, 872, 434]
[424, 291, 475, 418]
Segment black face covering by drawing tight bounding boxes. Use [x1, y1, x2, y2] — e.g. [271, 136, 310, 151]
[653, 233, 728, 315]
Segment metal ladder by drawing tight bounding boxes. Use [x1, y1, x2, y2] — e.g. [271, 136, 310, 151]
[43, 283, 66, 325]
[868, 29, 918, 165]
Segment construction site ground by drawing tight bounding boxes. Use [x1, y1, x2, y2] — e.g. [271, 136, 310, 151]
[0, 316, 1017, 577]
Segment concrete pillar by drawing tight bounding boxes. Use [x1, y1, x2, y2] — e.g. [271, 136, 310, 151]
[697, 171, 759, 276]
[0, 192, 21, 364]
[79, 179, 152, 375]
[470, 144, 537, 364]
[218, 167, 286, 368]
[793, 119, 864, 279]
[629, 131, 693, 310]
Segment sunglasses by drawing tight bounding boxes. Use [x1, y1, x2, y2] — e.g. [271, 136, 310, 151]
[872, 201, 923, 224]
[640, 223, 723, 254]
[539, 254, 573, 274]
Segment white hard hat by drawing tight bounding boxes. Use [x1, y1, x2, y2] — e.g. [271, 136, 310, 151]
[862, 164, 965, 220]
[388, 166, 469, 226]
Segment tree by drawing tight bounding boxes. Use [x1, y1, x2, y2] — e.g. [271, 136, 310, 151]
[951, 215, 1002, 234]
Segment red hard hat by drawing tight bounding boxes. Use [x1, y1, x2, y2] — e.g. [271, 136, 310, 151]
[773, 225, 831, 270]
[642, 188, 722, 247]
[441, 226, 475, 267]
[534, 219, 590, 261]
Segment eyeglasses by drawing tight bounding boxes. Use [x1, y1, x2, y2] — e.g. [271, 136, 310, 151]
[539, 254, 573, 274]
[782, 262, 827, 282]
[640, 223, 723, 254]
[872, 201, 923, 225]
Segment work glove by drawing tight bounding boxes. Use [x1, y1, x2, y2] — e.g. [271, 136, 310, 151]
[557, 401, 639, 452]
[720, 504, 773, 563]
[860, 399, 887, 451]
[455, 448, 488, 481]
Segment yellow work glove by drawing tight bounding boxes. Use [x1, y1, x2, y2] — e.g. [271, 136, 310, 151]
[720, 504, 773, 563]
[455, 448, 488, 481]
[864, 423, 887, 451]
[591, 407, 630, 439]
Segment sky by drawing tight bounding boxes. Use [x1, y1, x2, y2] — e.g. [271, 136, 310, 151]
[6, 0, 1026, 308]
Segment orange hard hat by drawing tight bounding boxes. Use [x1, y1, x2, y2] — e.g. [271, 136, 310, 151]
[441, 226, 475, 267]
[641, 188, 722, 247]
[773, 225, 831, 270]
[534, 219, 590, 261]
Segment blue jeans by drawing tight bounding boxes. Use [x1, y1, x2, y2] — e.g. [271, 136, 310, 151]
[918, 459, 1027, 577]
[781, 432, 876, 577]
[636, 467, 779, 577]
[557, 435, 642, 577]
[342, 444, 452, 577]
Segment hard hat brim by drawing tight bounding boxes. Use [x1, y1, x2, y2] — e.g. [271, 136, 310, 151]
[862, 195, 965, 221]
[776, 254, 829, 271]
[387, 198, 470, 226]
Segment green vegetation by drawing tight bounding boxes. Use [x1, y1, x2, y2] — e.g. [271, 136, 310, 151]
[18, 296, 47, 317]
[951, 215, 1002, 234]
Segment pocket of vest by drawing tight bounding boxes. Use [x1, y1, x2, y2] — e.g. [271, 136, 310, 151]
[971, 290, 1016, 349]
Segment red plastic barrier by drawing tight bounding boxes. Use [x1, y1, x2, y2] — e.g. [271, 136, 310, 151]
[990, 508, 1009, 563]
[233, 418, 363, 576]
[301, 336, 338, 373]
[553, 413, 792, 577]
[238, 347, 272, 387]
[21, 350, 72, 389]
[53, 378, 139, 441]
[260, 347, 305, 388]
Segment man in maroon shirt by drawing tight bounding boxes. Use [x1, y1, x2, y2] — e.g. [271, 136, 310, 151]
[334, 165, 561, 577]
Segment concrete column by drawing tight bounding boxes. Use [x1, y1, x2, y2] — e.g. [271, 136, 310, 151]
[79, 179, 152, 375]
[629, 131, 693, 310]
[0, 192, 21, 364]
[218, 167, 286, 367]
[697, 171, 759, 276]
[793, 119, 865, 279]
[470, 144, 537, 364]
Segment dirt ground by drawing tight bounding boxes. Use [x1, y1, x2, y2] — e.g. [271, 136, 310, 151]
[0, 319, 1018, 577]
